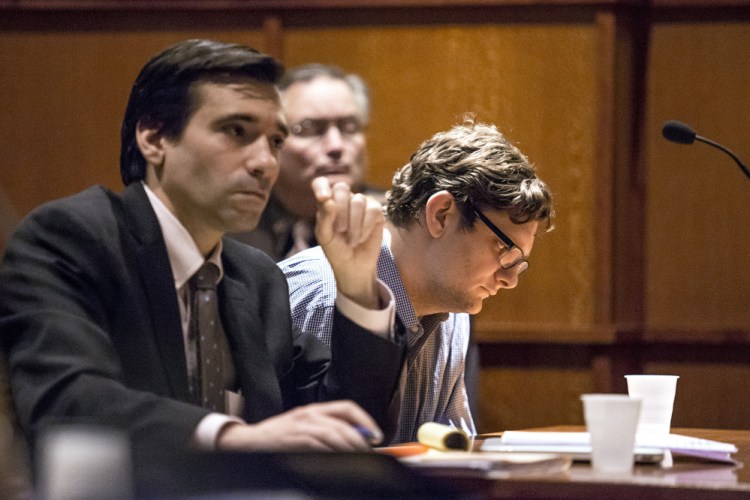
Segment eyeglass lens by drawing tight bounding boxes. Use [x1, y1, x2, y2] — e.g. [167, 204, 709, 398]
[474, 206, 529, 274]
[499, 246, 527, 272]
[290, 117, 363, 138]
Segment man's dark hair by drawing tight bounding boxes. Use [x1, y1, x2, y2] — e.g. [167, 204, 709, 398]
[120, 39, 283, 185]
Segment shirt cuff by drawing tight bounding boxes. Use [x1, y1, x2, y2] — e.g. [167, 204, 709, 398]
[194, 413, 245, 450]
[335, 278, 396, 341]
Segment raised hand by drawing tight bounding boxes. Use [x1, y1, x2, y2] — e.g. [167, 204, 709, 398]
[311, 177, 385, 310]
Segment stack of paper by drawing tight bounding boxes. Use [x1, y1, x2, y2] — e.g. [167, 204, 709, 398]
[481, 431, 738, 464]
[378, 423, 573, 477]
[393, 449, 572, 477]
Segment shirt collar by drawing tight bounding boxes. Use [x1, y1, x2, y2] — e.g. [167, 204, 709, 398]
[379, 229, 419, 330]
[143, 183, 224, 290]
[380, 228, 448, 337]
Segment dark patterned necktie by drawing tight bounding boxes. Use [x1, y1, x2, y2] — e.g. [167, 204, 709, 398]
[284, 220, 316, 259]
[189, 262, 233, 413]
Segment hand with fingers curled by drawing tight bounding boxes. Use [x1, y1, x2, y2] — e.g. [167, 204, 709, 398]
[311, 176, 385, 310]
[215, 400, 383, 452]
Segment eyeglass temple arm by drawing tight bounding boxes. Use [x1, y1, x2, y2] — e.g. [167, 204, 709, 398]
[472, 207, 516, 249]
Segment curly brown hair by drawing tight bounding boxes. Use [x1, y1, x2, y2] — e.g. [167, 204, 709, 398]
[386, 115, 554, 232]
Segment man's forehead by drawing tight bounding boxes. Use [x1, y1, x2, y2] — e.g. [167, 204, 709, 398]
[281, 77, 357, 113]
[192, 79, 281, 103]
[188, 80, 286, 134]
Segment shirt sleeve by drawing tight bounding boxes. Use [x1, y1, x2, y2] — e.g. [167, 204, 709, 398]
[194, 413, 245, 450]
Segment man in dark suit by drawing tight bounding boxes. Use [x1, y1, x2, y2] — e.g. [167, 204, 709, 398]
[0, 39, 404, 457]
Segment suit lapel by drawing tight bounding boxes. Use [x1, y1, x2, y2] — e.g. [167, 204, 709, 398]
[219, 270, 283, 420]
[121, 184, 191, 402]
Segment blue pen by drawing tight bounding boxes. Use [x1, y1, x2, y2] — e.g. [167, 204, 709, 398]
[354, 425, 382, 445]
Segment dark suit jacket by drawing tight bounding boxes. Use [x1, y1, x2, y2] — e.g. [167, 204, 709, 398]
[0, 183, 404, 455]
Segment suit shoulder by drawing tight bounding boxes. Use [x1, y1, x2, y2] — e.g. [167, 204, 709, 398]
[30, 185, 113, 212]
[19, 185, 118, 234]
[222, 237, 285, 280]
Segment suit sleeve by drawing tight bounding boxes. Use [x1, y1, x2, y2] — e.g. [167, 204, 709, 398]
[0, 194, 208, 457]
[326, 310, 405, 428]
[278, 248, 406, 430]
[281, 309, 405, 431]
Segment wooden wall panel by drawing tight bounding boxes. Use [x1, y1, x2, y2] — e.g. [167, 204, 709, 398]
[645, 21, 750, 334]
[283, 23, 601, 330]
[0, 25, 265, 251]
[479, 366, 593, 432]
[645, 362, 750, 429]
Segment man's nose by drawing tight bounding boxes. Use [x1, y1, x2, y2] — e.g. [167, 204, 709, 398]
[322, 124, 345, 152]
[245, 137, 279, 177]
[495, 267, 520, 290]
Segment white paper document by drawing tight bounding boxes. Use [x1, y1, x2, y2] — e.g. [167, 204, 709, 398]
[399, 449, 572, 477]
[481, 431, 738, 464]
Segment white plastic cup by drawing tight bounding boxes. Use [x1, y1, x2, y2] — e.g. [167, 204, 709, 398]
[581, 394, 642, 474]
[37, 425, 133, 500]
[625, 375, 679, 436]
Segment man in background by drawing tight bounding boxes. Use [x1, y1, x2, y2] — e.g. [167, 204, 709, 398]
[231, 64, 382, 261]
[281, 117, 555, 443]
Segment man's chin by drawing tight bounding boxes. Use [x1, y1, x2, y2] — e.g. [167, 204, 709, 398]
[467, 303, 483, 315]
[225, 211, 263, 234]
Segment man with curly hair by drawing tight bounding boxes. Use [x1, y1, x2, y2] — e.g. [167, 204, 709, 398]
[281, 117, 555, 443]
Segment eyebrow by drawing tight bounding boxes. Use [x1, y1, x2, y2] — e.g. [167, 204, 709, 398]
[216, 113, 289, 138]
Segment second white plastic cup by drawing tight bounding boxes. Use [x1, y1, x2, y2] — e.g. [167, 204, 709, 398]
[581, 394, 642, 474]
[625, 374, 679, 436]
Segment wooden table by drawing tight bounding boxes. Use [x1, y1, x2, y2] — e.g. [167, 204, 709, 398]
[445, 426, 750, 499]
[9, 426, 750, 499]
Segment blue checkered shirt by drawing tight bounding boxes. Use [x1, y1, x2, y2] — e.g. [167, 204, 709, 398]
[280, 241, 475, 444]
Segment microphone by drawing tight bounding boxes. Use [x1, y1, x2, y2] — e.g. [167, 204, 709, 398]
[662, 120, 750, 181]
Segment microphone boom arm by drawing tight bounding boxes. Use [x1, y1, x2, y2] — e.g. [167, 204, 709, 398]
[695, 135, 750, 182]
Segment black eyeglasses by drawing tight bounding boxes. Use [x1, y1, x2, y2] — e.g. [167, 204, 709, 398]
[472, 207, 529, 274]
[289, 116, 364, 139]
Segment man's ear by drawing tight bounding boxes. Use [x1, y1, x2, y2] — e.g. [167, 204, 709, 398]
[135, 121, 166, 168]
[424, 190, 457, 239]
